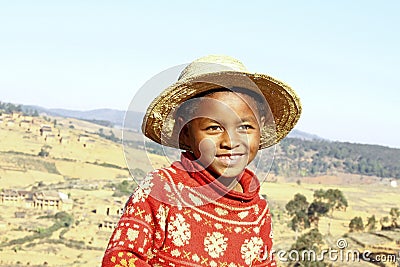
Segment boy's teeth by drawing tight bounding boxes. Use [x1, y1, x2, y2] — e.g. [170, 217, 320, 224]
[219, 155, 241, 160]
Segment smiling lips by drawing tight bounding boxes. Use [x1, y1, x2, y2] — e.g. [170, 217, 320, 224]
[215, 154, 246, 165]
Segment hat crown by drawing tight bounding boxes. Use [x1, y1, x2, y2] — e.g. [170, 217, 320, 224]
[178, 55, 248, 81]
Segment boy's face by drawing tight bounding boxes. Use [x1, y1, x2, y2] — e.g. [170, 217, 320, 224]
[181, 91, 262, 179]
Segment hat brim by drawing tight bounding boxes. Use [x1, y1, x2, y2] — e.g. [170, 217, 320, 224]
[142, 71, 301, 150]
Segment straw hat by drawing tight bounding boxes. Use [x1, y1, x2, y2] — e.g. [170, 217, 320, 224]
[142, 55, 302, 150]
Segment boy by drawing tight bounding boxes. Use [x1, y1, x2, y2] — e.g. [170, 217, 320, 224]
[102, 55, 301, 266]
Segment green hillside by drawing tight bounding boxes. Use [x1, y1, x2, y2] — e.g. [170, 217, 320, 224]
[270, 138, 400, 179]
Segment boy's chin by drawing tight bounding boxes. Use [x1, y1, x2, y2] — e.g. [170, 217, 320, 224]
[212, 168, 246, 180]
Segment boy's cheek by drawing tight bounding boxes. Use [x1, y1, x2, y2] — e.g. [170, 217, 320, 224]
[196, 138, 216, 164]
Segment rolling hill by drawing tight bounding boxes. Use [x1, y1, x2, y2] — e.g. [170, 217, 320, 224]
[3, 101, 400, 180]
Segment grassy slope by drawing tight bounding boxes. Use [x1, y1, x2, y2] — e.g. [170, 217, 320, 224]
[0, 116, 399, 266]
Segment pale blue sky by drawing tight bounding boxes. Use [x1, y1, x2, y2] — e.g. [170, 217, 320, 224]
[0, 1, 399, 148]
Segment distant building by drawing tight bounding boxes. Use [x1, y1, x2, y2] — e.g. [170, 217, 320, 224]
[0, 189, 23, 205]
[44, 134, 56, 142]
[91, 205, 123, 217]
[6, 119, 15, 127]
[98, 216, 120, 230]
[59, 136, 70, 144]
[17, 190, 31, 199]
[12, 112, 21, 120]
[40, 125, 52, 136]
[14, 212, 26, 218]
[33, 191, 73, 211]
[1, 114, 12, 120]
[0, 189, 73, 211]
[92, 203, 124, 231]
[78, 134, 90, 142]
[22, 115, 33, 122]
[78, 134, 95, 147]
[19, 120, 31, 128]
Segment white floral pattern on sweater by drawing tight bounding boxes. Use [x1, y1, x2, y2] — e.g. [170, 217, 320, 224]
[204, 232, 228, 258]
[167, 213, 191, 247]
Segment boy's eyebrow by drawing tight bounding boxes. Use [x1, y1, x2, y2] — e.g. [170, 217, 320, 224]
[240, 116, 259, 122]
[199, 118, 220, 124]
[198, 116, 258, 124]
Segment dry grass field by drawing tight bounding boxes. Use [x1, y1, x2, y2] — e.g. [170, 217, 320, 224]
[0, 115, 399, 267]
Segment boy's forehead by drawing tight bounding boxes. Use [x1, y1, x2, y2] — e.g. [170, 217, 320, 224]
[202, 91, 261, 110]
[207, 90, 248, 99]
[183, 92, 261, 120]
[191, 90, 259, 105]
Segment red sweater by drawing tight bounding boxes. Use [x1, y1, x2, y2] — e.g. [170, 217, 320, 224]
[102, 153, 276, 267]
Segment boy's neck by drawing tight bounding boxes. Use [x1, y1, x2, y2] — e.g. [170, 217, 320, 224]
[217, 177, 244, 193]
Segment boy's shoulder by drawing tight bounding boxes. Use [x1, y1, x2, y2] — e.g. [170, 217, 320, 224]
[141, 160, 199, 187]
[131, 162, 195, 206]
[138, 162, 189, 185]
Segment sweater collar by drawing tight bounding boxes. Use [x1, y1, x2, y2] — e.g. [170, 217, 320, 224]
[178, 152, 260, 202]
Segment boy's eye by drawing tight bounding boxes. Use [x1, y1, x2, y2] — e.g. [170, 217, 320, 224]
[238, 124, 254, 131]
[206, 125, 223, 132]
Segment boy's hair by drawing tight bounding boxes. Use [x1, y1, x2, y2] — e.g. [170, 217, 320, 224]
[175, 87, 269, 122]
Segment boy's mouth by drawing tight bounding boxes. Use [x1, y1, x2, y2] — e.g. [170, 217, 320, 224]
[215, 153, 245, 165]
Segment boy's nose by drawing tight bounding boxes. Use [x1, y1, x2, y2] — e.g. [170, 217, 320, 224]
[220, 130, 241, 149]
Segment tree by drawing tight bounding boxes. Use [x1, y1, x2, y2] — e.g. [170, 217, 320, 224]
[38, 145, 52, 157]
[313, 189, 348, 216]
[54, 211, 74, 227]
[289, 228, 326, 267]
[286, 193, 309, 216]
[112, 180, 136, 197]
[389, 208, 399, 228]
[365, 215, 377, 232]
[349, 216, 364, 232]
[313, 189, 326, 201]
[307, 201, 330, 227]
[286, 194, 311, 238]
[325, 189, 348, 212]
[380, 216, 392, 230]
[289, 211, 311, 232]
